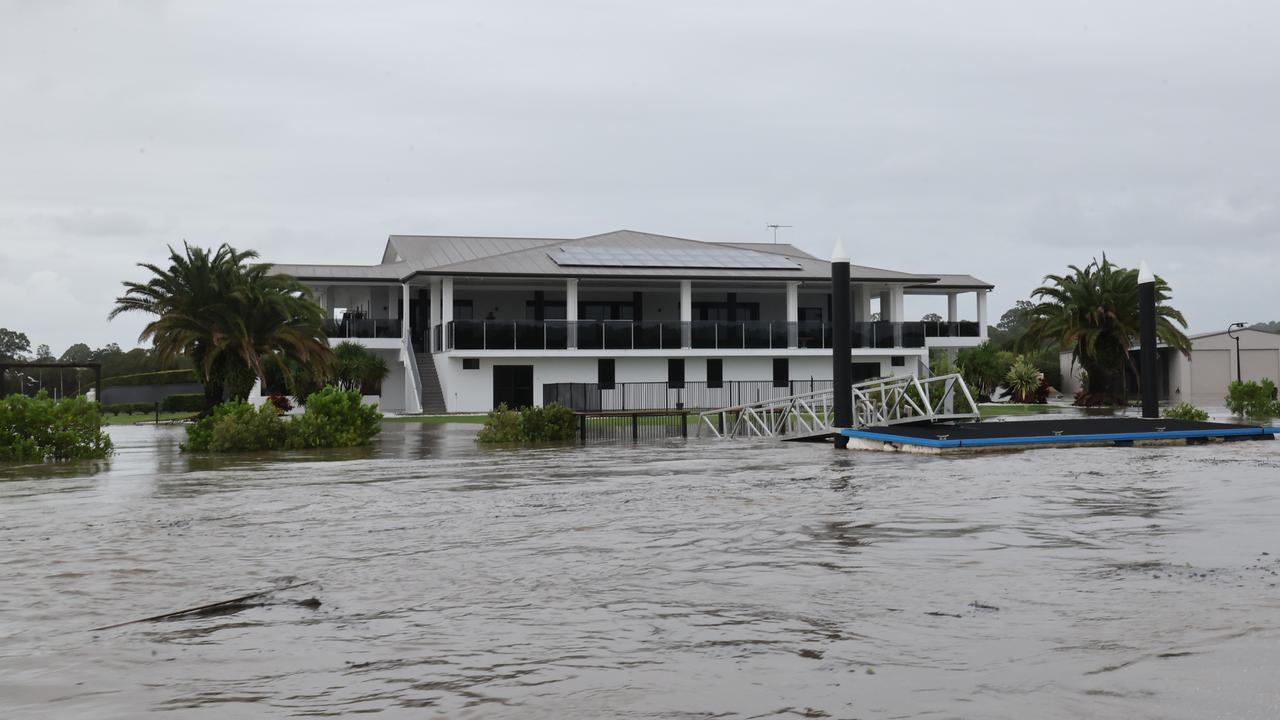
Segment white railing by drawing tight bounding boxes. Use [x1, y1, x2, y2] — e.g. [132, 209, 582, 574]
[402, 335, 424, 414]
[696, 373, 978, 440]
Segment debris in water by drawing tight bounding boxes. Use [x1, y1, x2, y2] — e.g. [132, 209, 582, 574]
[88, 580, 316, 631]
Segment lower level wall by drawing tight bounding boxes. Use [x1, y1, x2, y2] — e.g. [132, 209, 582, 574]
[431, 352, 923, 414]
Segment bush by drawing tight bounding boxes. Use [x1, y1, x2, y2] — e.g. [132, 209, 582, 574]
[161, 393, 205, 413]
[284, 386, 382, 449]
[182, 401, 288, 452]
[1164, 402, 1210, 422]
[476, 404, 522, 443]
[477, 402, 577, 443]
[0, 391, 112, 461]
[1225, 379, 1280, 419]
[268, 393, 294, 413]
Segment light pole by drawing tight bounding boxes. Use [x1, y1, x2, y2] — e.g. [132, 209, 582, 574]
[831, 239, 852, 448]
[1227, 322, 1246, 382]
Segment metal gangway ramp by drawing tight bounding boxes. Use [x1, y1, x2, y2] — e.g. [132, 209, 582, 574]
[695, 373, 979, 441]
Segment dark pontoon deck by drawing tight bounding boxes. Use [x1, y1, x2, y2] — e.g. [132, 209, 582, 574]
[840, 418, 1278, 453]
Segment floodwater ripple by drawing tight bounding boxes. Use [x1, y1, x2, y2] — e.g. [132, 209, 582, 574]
[2, 423, 1279, 719]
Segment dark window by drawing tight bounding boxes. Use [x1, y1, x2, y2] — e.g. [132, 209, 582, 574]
[453, 299, 474, 320]
[667, 358, 685, 389]
[706, 358, 723, 389]
[798, 307, 823, 322]
[772, 358, 789, 388]
[598, 358, 615, 390]
[851, 362, 880, 383]
[462, 358, 480, 370]
[891, 356, 906, 367]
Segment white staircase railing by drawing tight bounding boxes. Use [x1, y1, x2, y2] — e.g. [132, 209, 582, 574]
[696, 373, 977, 440]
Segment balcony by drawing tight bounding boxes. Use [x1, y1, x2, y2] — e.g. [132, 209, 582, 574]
[324, 318, 403, 339]
[437, 319, 979, 351]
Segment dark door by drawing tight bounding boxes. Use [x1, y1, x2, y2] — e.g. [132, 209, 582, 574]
[493, 365, 534, 409]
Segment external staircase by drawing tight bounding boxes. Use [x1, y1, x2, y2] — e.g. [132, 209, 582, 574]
[414, 352, 448, 414]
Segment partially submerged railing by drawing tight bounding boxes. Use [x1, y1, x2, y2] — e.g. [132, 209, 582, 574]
[696, 373, 978, 440]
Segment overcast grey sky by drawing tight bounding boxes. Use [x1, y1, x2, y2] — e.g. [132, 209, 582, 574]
[2, 0, 1277, 353]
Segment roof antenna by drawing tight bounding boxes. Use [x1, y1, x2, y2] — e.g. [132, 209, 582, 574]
[766, 223, 792, 244]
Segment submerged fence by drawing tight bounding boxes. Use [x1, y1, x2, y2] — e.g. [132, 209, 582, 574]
[576, 411, 693, 442]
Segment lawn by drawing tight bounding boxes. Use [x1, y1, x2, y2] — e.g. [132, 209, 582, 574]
[978, 404, 1057, 418]
[383, 414, 488, 424]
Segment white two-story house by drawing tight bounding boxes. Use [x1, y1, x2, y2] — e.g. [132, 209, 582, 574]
[271, 230, 991, 414]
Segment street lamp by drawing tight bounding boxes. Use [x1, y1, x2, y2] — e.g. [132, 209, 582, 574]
[1227, 322, 1247, 382]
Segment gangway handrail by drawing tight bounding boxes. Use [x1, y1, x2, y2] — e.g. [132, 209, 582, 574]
[696, 373, 978, 440]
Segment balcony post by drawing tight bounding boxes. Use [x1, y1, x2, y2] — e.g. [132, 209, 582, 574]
[566, 278, 578, 349]
[401, 283, 411, 345]
[440, 278, 454, 351]
[977, 290, 988, 340]
[785, 281, 799, 348]
[679, 279, 692, 348]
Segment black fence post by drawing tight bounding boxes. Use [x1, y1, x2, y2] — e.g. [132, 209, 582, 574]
[579, 413, 587, 443]
[631, 414, 639, 441]
[680, 412, 688, 438]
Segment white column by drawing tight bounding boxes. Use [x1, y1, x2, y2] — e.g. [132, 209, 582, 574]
[679, 279, 692, 348]
[401, 283, 410, 341]
[785, 281, 799, 348]
[977, 290, 988, 339]
[440, 277, 454, 351]
[947, 292, 958, 323]
[890, 285, 905, 322]
[565, 278, 579, 349]
[853, 284, 871, 322]
[877, 290, 890, 321]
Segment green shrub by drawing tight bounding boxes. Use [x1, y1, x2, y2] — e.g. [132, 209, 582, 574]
[0, 391, 112, 462]
[161, 393, 205, 413]
[182, 401, 288, 452]
[182, 387, 381, 453]
[477, 402, 577, 443]
[1164, 402, 1210, 422]
[1225, 379, 1280, 419]
[284, 386, 382, 449]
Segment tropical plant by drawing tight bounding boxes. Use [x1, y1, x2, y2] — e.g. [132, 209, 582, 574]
[332, 342, 390, 395]
[1225, 379, 1280, 419]
[1004, 355, 1041, 404]
[1020, 256, 1190, 404]
[110, 243, 333, 409]
[0, 391, 112, 461]
[1164, 402, 1209, 422]
[955, 342, 1014, 400]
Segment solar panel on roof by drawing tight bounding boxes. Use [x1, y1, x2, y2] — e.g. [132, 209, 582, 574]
[549, 246, 801, 270]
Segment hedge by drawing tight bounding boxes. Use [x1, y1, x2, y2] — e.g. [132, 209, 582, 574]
[102, 402, 156, 416]
[100, 369, 200, 388]
[162, 393, 205, 413]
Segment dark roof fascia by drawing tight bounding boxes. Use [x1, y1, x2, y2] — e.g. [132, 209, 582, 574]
[908, 282, 995, 291]
[404, 269, 942, 284]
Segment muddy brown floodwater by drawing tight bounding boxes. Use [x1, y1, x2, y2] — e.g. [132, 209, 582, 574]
[2, 423, 1280, 719]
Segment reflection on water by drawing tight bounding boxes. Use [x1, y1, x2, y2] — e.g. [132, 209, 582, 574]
[2, 423, 1279, 718]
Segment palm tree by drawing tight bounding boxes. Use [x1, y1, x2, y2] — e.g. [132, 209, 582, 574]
[1019, 255, 1191, 403]
[110, 243, 332, 408]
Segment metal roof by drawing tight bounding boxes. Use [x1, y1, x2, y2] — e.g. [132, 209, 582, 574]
[271, 229, 990, 289]
[907, 274, 995, 291]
